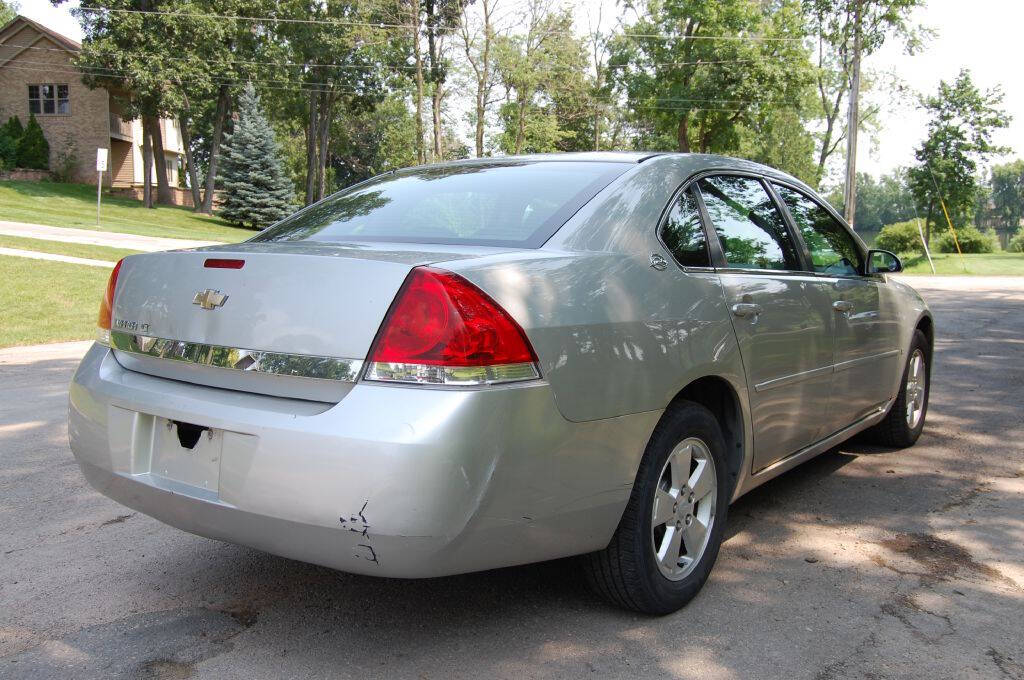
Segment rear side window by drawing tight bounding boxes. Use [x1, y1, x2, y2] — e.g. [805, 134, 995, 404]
[774, 184, 863, 276]
[660, 187, 709, 267]
[252, 161, 628, 248]
[696, 176, 800, 271]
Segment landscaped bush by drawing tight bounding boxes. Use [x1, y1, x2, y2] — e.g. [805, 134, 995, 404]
[52, 132, 78, 183]
[875, 220, 925, 255]
[1009, 231, 1024, 253]
[0, 135, 15, 171]
[15, 114, 49, 170]
[934, 226, 999, 253]
[0, 116, 23, 169]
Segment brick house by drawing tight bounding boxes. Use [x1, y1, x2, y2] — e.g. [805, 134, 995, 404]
[0, 15, 185, 197]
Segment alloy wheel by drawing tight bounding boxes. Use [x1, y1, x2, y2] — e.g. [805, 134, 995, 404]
[905, 349, 927, 430]
[650, 437, 717, 580]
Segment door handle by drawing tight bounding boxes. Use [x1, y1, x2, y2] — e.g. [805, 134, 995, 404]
[832, 300, 853, 313]
[731, 303, 763, 319]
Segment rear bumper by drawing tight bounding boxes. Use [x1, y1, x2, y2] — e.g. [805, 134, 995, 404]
[69, 344, 660, 577]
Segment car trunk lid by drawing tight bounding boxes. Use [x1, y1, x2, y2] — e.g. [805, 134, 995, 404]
[109, 241, 512, 402]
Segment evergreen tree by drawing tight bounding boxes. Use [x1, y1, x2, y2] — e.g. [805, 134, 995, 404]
[0, 116, 22, 169]
[218, 83, 295, 229]
[1, 115, 24, 140]
[15, 114, 49, 170]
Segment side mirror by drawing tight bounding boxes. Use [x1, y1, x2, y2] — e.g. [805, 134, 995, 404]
[867, 249, 902, 274]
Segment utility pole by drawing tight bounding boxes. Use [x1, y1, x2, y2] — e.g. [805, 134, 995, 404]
[842, 0, 862, 228]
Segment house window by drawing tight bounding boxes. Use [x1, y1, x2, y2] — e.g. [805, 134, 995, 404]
[28, 84, 70, 115]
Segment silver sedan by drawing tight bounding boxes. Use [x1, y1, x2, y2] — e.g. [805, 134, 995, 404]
[69, 152, 932, 614]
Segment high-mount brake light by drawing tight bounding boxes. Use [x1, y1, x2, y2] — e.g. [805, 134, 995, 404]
[96, 258, 124, 345]
[365, 267, 540, 386]
[204, 258, 245, 269]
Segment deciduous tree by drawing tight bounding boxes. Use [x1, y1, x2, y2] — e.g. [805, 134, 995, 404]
[609, 0, 813, 161]
[0, 0, 17, 26]
[988, 159, 1024, 234]
[494, 1, 588, 154]
[908, 70, 1009, 242]
[804, 0, 925, 213]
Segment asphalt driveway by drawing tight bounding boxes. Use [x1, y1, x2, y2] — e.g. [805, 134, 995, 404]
[1, 277, 1021, 679]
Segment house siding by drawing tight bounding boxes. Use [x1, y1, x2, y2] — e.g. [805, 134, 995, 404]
[0, 29, 111, 185]
[110, 138, 133, 186]
[0, 16, 185, 191]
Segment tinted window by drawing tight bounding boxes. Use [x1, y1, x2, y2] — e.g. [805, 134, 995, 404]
[660, 187, 709, 267]
[775, 185, 862, 276]
[697, 176, 800, 270]
[253, 161, 627, 247]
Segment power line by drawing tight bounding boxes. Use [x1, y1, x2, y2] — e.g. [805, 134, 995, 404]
[4, 62, 805, 112]
[75, 6, 803, 41]
[5, 50, 423, 73]
[4, 62, 791, 106]
[3, 43, 760, 73]
[77, 6, 411, 30]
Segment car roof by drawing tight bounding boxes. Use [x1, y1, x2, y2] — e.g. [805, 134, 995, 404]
[399, 152, 816, 197]
[414, 151, 665, 166]
[414, 151, 802, 179]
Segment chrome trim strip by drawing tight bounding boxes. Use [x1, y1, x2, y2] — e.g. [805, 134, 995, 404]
[752, 348, 901, 392]
[833, 349, 900, 373]
[364, 361, 540, 386]
[753, 364, 833, 393]
[109, 330, 363, 382]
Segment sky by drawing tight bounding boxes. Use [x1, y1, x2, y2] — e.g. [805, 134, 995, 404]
[17, 0, 1023, 179]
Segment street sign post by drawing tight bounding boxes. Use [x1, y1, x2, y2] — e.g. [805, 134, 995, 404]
[96, 148, 108, 226]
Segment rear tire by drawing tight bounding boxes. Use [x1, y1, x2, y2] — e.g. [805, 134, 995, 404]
[863, 329, 930, 448]
[582, 401, 730, 615]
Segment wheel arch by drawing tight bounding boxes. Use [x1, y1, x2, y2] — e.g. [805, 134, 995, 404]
[915, 313, 934, 354]
[663, 375, 746, 498]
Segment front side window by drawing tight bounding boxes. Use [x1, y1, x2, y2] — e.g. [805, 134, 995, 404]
[775, 185, 862, 276]
[660, 187, 709, 267]
[696, 175, 800, 271]
[253, 161, 628, 247]
[28, 84, 69, 115]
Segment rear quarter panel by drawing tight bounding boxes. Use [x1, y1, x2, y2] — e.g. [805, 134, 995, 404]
[443, 156, 749, 425]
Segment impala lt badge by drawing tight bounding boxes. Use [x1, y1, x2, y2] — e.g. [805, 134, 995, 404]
[193, 289, 228, 310]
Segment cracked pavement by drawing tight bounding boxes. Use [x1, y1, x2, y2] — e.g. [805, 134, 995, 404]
[1, 278, 1022, 679]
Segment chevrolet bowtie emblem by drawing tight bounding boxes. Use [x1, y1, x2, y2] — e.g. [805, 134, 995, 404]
[193, 289, 228, 310]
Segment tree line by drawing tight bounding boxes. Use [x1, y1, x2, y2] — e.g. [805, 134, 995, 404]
[52, 0, 1013, 236]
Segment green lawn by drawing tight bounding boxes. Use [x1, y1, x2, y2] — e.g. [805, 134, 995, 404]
[0, 180, 257, 242]
[0, 256, 111, 348]
[899, 252, 1024, 275]
[0, 235, 142, 262]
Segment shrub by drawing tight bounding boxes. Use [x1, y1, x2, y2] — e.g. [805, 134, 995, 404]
[1009, 231, 1024, 253]
[0, 133, 15, 170]
[875, 220, 925, 255]
[52, 133, 78, 183]
[1, 115, 24, 141]
[15, 114, 49, 170]
[934, 226, 998, 254]
[0, 116, 23, 169]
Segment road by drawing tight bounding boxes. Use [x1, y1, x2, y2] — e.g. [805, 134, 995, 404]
[0, 221, 222, 251]
[2, 278, 1022, 680]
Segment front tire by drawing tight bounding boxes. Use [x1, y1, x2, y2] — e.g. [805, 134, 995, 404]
[582, 402, 730, 615]
[864, 329, 931, 447]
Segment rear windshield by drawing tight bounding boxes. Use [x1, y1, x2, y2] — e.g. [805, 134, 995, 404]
[251, 161, 629, 248]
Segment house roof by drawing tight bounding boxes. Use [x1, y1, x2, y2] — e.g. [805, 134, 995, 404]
[0, 14, 81, 67]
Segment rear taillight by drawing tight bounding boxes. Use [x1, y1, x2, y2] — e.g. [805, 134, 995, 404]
[365, 267, 539, 385]
[96, 258, 124, 344]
